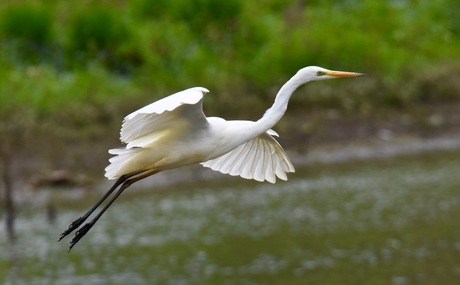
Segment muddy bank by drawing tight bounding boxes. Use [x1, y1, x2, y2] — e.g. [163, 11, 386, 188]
[2, 103, 460, 196]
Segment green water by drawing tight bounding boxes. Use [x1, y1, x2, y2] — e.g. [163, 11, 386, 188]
[1, 150, 460, 285]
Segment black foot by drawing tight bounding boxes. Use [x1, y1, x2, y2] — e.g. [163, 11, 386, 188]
[59, 216, 87, 241]
[69, 222, 93, 251]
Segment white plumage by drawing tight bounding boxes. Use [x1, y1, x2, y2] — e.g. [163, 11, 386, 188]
[105, 86, 294, 183]
[201, 131, 294, 183]
[120, 87, 209, 144]
[60, 66, 364, 250]
[105, 67, 364, 183]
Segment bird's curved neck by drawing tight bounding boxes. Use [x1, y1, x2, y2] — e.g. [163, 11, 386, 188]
[254, 73, 306, 133]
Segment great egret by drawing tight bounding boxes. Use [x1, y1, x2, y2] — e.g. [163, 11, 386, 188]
[59, 66, 364, 250]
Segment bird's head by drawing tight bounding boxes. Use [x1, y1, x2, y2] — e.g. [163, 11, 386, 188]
[296, 66, 365, 83]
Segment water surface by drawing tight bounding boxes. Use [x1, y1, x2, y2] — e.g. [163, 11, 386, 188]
[1, 150, 460, 285]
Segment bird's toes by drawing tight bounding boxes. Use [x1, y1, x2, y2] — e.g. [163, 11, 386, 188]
[68, 223, 93, 251]
[59, 216, 86, 241]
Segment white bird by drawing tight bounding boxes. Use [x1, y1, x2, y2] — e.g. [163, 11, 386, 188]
[59, 66, 364, 249]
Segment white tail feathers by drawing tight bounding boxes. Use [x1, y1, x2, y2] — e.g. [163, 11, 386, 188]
[105, 148, 142, 180]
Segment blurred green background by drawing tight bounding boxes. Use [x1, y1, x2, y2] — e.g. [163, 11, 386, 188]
[1, 0, 460, 284]
[0, 0, 459, 173]
[1, 0, 459, 119]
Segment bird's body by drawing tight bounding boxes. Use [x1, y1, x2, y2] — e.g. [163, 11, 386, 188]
[60, 66, 364, 250]
[105, 87, 294, 183]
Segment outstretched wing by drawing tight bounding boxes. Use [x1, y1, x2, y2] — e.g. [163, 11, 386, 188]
[201, 131, 295, 183]
[120, 87, 210, 149]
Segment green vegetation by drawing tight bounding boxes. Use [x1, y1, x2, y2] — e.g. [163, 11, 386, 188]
[1, 2, 459, 283]
[0, 0, 459, 122]
[1, 149, 459, 284]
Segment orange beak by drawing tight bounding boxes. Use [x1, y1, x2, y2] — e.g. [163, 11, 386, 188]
[326, 70, 366, 78]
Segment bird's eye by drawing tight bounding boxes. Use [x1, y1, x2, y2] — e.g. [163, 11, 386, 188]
[316, 71, 326, 76]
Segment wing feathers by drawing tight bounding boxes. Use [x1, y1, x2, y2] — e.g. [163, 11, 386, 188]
[120, 87, 209, 147]
[201, 131, 295, 183]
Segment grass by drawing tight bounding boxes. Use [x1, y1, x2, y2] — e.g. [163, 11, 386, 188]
[0, 0, 459, 119]
[1, 149, 459, 284]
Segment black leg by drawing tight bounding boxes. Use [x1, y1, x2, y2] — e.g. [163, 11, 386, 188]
[68, 169, 159, 251]
[58, 175, 127, 241]
[59, 170, 144, 242]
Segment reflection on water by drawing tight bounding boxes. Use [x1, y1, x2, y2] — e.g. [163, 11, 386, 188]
[1, 150, 460, 284]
